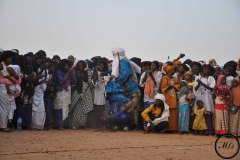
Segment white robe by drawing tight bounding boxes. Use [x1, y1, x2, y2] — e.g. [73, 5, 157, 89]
[54, 86, 71, 120]
[31, 83, 46, 129]
[194, 76, 216, 113]
[0, 84, 11, 128]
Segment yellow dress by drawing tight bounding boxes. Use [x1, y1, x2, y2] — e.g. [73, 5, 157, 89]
[192, 108, 208, 130]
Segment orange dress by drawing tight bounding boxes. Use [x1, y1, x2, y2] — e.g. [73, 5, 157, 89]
[232, 86, 240, 107]
[160, 75, 180, 131]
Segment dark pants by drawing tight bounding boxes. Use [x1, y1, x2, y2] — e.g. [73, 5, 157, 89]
[204, 113, 214, 135]
[44, 93, 54, 128]
[147, 112, 169, 132]
[154, 121, 169, 132]
[54, 109, 63, 128]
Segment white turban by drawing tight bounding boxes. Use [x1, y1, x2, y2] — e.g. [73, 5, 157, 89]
[8, 65, 21, 76]
[154, 93, 166, 102]
[147, 93, 170, 126]
[111, 48, 125, 57]
[111, 48, 126, 77]
[111, 48, 141, 78]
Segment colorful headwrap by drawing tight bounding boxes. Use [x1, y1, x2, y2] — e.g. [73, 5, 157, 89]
[164, 65, 175, 74]
[216, 75, 228, 90]
[173, 60, 182, 66]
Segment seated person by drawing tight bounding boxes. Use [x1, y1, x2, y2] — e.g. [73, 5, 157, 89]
[141, 93, 169, 133]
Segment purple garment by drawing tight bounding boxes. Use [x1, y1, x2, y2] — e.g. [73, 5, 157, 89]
[54, 70, 71, 91]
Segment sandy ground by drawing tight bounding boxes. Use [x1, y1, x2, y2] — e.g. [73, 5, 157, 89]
[0, 130, 239, 160]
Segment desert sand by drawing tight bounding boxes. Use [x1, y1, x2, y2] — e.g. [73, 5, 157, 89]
[0, 130, 239, 160]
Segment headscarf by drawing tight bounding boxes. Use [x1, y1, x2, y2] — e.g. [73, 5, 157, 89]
[164, 65, 175, 74]
[154, 93, 166, 102]
[173, 60, 182, 66]
[8, 65, 21, 76]
[216, 75, 228, 90]
[151, 93, 170, 126]
[111, 48, 125, 77]
[111, 48, 141, 79]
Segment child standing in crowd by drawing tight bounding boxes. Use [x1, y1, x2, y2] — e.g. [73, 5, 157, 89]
[177, 80, 189, 134]
[184, 71, 194, 91]
[192, 100, 208, 135]
[229, 78, 240, 136]
[213, 75, 231, 135]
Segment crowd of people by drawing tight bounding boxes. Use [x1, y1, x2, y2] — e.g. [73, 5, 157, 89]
[0, 48, 239, 137]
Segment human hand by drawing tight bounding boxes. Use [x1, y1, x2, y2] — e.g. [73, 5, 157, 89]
[197, 79, 202, 84]
[150, 121, 155, 126]
[179, 53, 185, 58]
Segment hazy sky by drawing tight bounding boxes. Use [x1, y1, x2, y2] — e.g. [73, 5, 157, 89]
[0, 0, 239, 65]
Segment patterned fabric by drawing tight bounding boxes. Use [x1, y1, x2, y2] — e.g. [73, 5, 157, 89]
[178, 104, 189, 132]
[192, 108, 208, 130]
[144, 71, 157, 99]
[229, 110, 240, 136]
[69, 81, 93, 128]
[215, 97, 229, 135]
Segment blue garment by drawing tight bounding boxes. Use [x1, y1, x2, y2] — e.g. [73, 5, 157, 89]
[105, 59, 139, 129]
[106, 101, 133, 128]
[54, 109, 63, 128]
[54, 69, 65, 85]
[19, 105, 32, 128]
[114, 59, 133, 85]
[178, 104, 190, 132]
[105, 59, 139, 103]
[204, 113, 214, 135]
